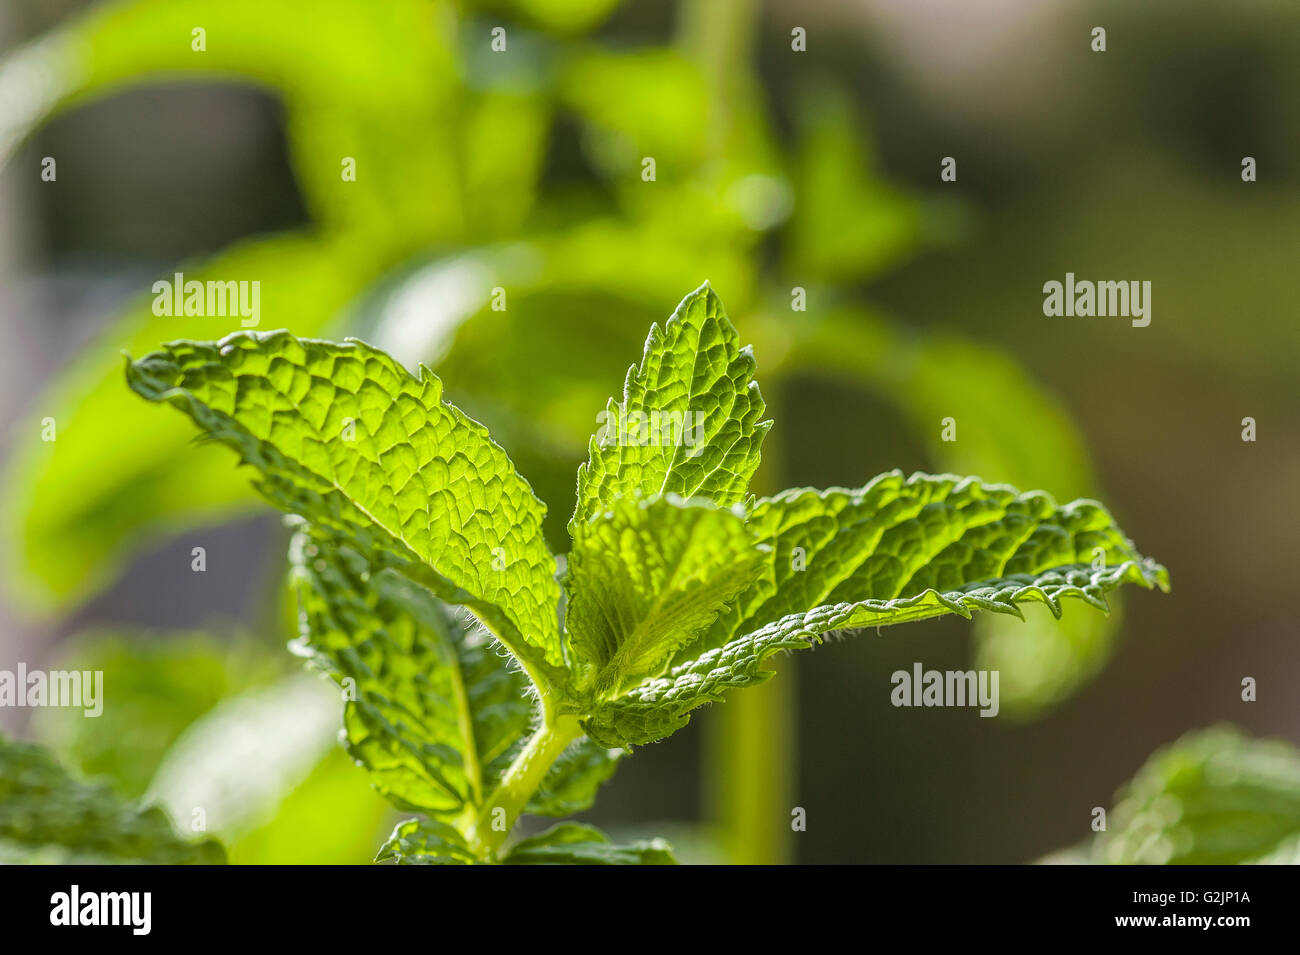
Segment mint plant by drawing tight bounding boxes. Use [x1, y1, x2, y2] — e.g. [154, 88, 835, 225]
[125, 284, 1169, 864]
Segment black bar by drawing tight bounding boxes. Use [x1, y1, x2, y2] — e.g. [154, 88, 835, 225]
[0, 864, 1275, 941]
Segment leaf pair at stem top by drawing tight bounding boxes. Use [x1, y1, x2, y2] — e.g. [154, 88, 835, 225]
[125, 283, 1169, 863]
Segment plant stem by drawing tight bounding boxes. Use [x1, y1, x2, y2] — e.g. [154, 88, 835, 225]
[707, 661, 794, 864]
[711, 390, 797, 862]
[469, 714, 583, 860]
[678, 0, 755, 159]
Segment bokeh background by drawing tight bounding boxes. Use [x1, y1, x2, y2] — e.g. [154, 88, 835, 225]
[1, 0, 1297, 863]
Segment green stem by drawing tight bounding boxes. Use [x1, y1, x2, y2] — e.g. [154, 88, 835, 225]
[469, 714, 583, 860]
[678, 0, 756, 159]
[707, 661, 794, 864]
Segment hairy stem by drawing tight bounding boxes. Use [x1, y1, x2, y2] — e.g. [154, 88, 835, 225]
[469, 714, 583, 860]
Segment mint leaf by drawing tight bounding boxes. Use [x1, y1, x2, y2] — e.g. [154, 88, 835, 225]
[1094, 727, 1300, 865]
[291, 525, 534, 815]
[0, 735, 225, 865]
[784, 306, 1114, 715]
[565, 495, 767, 697]
[125, 332, 565, 683]
[571, 283, 770, 531]
[376, 818, 478, 865]
[293, 523, 620, 824]
[687, 470, 1166, 660]
[587, 471, 1167, 746]
[504, 822, 675, 865]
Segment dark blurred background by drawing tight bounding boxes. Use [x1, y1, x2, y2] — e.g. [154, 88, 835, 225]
[1, 0, 1296, 863]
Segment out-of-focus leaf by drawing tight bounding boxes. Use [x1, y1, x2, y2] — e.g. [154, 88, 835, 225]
[32, 633, 390, 865]
[504, 822, 675, 864]
[462, 91, 551, 238]
[1094, 726, 1300, 865]
[31, 633, 281, 797]
[3, 233, 379, 614]
[435, 281, 731, 440]
[0, 0, 459, 232]
[560, 48, 709, 174]
[145, 674, 341, 838]
[1036, 842, 1094, 865]
[0, 734, 225, 864]
[785, 85, 920, 282]
[532, 222, 757, 306]
[229, 747, 395, 865]
[973, 601, 1119, 715]
[781, 307, 1093, 497]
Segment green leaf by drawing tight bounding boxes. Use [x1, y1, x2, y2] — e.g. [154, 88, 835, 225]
[504, 822, 675, 865]
[587, 471, 1168, 746]
[292, 524, 621, 823]
[566, 495, 767, 698]
[778, 304, 1113, 715]
[291, 525, 535, 815]
[1094, 726, 1300, 865]
[693, 470, 1164, 656]
[525, 739, 623, 817]
[0, 735, 225, 865]
[571, 283, 770, 532]
[376, 818, 478, 865]
[125, 331, 566, 682]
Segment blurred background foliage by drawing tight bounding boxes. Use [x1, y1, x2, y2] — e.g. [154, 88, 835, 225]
[0, 0, 1296, 863]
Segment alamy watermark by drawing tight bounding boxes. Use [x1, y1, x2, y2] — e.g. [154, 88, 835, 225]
[891, 663, 999, 717]
[50, 886, 150, 935]
[151, 271, 260, 327]
[595, 408, 706, 457]
[1042, 272, 1150, 327]
[0, 664, 103, 717]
